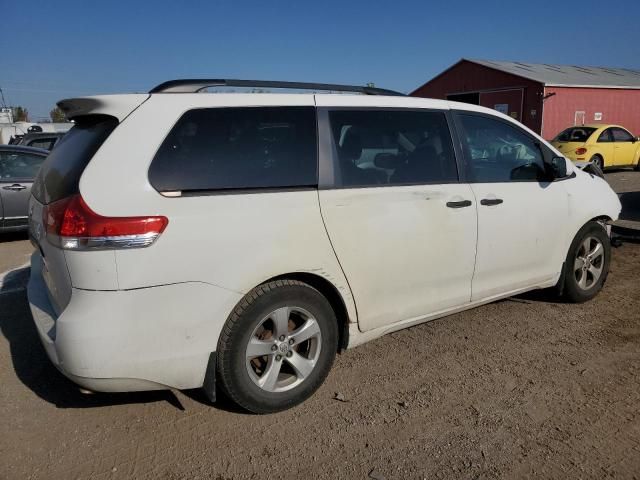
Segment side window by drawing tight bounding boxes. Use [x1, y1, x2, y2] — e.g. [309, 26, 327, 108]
[611, 128, 634, 142]
[148, 107, 317, 192]
[0, 152, 45, 180]
[457, 114, 546, 183]
[328, 110, 458, 187]
[28, 138, 55, 150]
[597, 129, 613, 143]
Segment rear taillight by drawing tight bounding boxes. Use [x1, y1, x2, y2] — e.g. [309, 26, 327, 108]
[43, 194, 168, 250]
[575, 147, 588, 155]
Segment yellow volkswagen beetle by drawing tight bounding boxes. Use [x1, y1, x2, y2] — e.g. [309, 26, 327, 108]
[551, 124, 640, 170]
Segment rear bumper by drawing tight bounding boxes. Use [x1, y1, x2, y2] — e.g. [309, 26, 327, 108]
[27, 251, 242, 392]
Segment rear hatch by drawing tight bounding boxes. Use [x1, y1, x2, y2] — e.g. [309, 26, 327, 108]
[553, 141, 587, 158]
[552, 126, 597, 160]
[29, 115, 120, 313]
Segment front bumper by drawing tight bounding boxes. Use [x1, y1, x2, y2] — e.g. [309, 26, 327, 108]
[27, 251, 242, 392]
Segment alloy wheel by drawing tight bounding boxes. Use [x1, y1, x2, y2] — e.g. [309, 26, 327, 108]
[245, 306, 322, 393]
[573, 236, 605, 290]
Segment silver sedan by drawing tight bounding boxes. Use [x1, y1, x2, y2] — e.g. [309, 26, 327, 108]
[0, 145, 48, 232]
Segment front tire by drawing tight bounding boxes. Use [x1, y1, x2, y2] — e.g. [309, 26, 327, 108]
[217, 280, 338, 413]
[562, 221, 611, 303]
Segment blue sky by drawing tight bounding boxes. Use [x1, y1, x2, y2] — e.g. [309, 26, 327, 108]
[2, 0, 639, 121]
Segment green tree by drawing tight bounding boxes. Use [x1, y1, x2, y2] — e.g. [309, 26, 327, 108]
[49, 106, 66, 122]
[11, 106, 29, 122]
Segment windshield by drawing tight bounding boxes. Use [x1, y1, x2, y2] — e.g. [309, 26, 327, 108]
[554, 127, 597, 142]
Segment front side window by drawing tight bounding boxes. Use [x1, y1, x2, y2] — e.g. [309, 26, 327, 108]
[0, 152, 46, 180]
[149, 107, 317, 193]
[597, 129, 613, 143]
[328, 110, 458, 187]
[611, 127, 634, 142]
[457, 113, 546, 183]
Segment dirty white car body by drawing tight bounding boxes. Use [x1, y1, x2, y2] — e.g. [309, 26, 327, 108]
[27, 81, 621, 412]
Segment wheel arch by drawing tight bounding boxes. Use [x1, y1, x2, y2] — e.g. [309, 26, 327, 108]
[568, 215, 613, 253]
[589, 214, 613, 224]
[555, 216, 613, 297]
[264, 272, 352, 352]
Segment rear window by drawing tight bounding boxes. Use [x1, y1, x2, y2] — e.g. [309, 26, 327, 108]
[554, 127, 596, 142]
[27, 138, 57, 150]
[148, 107, 317, 193]
[32, 115, 118, 204]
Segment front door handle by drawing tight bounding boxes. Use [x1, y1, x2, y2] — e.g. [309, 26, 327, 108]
[2, 184, 27, 191]
[480, 198, 503, 206]
[446, 200, 472, 209]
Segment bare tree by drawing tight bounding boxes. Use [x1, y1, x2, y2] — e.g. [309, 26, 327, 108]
[50, 106, 66, 122]
[11, 106, 29, 122]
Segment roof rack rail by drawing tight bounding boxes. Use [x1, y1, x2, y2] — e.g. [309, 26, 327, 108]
[149, 79, 405, 96]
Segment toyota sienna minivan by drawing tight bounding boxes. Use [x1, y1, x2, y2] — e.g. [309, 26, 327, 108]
[27, 79, 621, 413]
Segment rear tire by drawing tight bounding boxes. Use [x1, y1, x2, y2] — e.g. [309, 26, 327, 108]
[590, 154, 604, 171]
[562, 221, 611, 303]
[217, 280, 338, 414]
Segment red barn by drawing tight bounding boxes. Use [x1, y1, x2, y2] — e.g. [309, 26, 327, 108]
[411, 59, 640, 140]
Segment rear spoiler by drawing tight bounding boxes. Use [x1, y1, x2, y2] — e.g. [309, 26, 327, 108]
[57, 94, 150, 122]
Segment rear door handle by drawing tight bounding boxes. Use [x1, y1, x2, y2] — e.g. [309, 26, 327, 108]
[2, 184, 27, 191]
[480, 198, 503, 206]
[446, 200, 472, 209]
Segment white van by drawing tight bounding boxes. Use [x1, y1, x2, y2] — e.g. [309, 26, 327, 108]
[27, 80, 621, 413]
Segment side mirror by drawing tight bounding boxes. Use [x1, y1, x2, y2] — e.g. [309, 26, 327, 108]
[549, 156, 568, 179]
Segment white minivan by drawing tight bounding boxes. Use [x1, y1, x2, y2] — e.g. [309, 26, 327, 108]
[27, 80, 621, 413]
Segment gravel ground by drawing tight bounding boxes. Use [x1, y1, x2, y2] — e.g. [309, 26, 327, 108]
[0, 171, 639, 479]
[606, 169, 640, 195]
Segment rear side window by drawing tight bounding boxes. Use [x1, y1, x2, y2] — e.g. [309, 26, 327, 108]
[148, 107, 318, 193]
[32, 115, 118, 204]
[598, 129, 613, 143]
[328, 109, 458, 187]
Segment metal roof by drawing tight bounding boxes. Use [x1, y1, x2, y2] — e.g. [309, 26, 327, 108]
[468, 59, 640, 89]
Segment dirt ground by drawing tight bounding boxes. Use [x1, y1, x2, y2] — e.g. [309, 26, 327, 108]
[1, 172, 639, 480]
[607, 170, 640, 232]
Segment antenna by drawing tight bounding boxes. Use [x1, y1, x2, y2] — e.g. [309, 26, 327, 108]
[0, 87, 7, 108]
